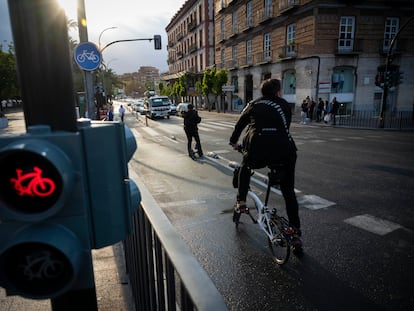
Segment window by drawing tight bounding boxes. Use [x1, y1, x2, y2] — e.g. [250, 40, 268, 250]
[338, 16, 355, 50]
[246, 40, 252, 65]
[286, 23, 296, 55]
[232, 46, 237, 67]
[221, 49, 225, 69]
[246, 1, 253, 27]
[331, 67, 354, 93]
[220, 19, 225, 41]
[232, 11, 238, 34]
[384, 17, 399, 51]
[264, 33, 271, 60]
[283, 70, 296, 95]
[265, 0, 272, 17]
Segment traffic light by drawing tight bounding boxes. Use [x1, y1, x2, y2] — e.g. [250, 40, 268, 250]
[0, 120, 140, 299]
[80, 120, 140, 249]
[375, 73, 384, 88]
[0, 125, 94, 299]
[154, 34, 162, 50]
[385, 70, 393, 87]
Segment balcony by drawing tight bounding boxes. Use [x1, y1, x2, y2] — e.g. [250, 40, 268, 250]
[255, 50, 273, 64]
[242, 17, 254, 32]
[189, 43, 197, 53]
[378, 38, 405, 56]
[177, 51, 184, 59]
[279, 0, 300, 14]
[335, 38, 362, 55]
[239, 55, 253, 67]
[226, 59, 238, 70]
[277, 44, 297, 59]
[228, 25, 239, 38]
[188, 21, 197, 32]
[176, 32, 184, 41]
[257, 6, 274, 24]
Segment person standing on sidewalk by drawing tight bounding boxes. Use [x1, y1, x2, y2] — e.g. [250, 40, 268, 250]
[183, 104, 203, 160]
[331, 97, 340, 125]
[119, 105, 125, 122]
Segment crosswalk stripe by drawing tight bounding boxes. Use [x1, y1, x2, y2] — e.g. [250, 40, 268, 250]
[344, 214, 403, 235]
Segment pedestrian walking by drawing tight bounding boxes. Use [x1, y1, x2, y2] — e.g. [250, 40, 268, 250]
[183, 104, 203, 160]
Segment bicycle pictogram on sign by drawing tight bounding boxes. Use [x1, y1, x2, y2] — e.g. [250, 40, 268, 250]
[10, 166, 56, 197]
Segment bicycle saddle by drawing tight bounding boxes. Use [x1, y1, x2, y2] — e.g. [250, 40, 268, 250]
[267, 164, 285, 186]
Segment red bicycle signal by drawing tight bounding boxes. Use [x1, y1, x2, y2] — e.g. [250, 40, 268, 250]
[10, 166, 56, 198]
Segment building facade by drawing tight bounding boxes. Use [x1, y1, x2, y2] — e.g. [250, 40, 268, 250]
[166, 0, 414, 114]
[165, 0, 215, 79]
[215, 0, 414, 114]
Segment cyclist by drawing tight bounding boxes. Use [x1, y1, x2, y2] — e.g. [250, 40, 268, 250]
[229, 78, 302, 251]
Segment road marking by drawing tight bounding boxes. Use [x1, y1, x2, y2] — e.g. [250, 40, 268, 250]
[159, 199, 207, 208]
[140, 126, 159, 137]
[344, 214, 403, 235]
[297, 195, 336, 210]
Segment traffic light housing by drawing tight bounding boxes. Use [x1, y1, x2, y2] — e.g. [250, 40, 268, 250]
[154, 34, 162, 50]
[0, 125, 94, 298]
[0, 120, 140, 299]
[79, 120, 140, 249]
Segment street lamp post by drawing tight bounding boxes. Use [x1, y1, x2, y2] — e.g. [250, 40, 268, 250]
[98, 27, 117, 50]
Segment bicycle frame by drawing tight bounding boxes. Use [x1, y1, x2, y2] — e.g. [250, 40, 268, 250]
[247, 188, 278, 242]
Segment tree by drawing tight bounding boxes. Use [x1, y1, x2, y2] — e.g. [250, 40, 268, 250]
[0, 44, 19, 105]
[200, 68, 228, 112]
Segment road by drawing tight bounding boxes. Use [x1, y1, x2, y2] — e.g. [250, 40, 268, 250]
[122, 102, 414, 311]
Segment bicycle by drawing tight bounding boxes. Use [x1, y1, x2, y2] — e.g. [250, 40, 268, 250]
[230, 147, 301, 265]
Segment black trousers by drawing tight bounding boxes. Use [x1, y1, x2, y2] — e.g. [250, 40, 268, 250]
[237, 153, 300, 230]
[184, 127, 203, 156]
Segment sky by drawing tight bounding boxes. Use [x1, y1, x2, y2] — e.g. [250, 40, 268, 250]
[0, 0, 187, 75]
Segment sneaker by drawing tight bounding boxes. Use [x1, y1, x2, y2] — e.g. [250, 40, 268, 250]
[235, 204, 248, 214]
[291, 236, 303, 254]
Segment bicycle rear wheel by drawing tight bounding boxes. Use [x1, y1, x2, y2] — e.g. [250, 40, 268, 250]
[268, 218, 290, 265]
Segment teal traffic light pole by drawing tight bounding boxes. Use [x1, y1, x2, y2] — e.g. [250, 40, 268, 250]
[6, 0, 98, 309]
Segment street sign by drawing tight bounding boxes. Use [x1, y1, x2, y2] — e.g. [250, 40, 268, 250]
[222, 85, 235, 92]
[74, 42, 102, 71]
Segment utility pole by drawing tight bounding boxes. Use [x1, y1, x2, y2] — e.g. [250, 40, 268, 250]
[77, 0, 96, 119]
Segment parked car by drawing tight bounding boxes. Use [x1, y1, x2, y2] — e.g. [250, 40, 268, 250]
[177, 102, 190, 117]
[133, 100, 145, 115]
[169, 103, 177, 116]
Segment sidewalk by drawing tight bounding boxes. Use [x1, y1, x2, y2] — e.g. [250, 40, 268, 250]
[0, 108, 135, 311]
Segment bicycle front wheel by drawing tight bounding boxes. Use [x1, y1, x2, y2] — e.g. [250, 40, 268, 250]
[268, 218, 290, 265]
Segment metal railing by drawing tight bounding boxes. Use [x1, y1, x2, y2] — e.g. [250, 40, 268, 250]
[123, 174, 228, 311]
[332, 111, 414, 129]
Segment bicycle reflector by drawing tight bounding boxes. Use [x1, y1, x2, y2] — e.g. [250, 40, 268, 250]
[0, 135, 74, 222]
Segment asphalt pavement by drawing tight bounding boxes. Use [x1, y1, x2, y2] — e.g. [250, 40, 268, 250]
[0, 108, 135, 311]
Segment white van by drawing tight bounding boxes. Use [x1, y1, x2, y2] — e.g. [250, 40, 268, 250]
[144, 96, 171, 119]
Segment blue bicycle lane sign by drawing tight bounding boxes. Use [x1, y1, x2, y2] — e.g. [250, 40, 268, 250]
[74, 42, 102, 71]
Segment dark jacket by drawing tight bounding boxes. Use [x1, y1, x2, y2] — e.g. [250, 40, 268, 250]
[230, 96, 297, 168]
[183, 109, 201, 131]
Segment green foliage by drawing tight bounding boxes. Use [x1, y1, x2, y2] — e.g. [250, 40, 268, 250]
[201, 68, 228, 96]
[0, 44, 19, 100]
